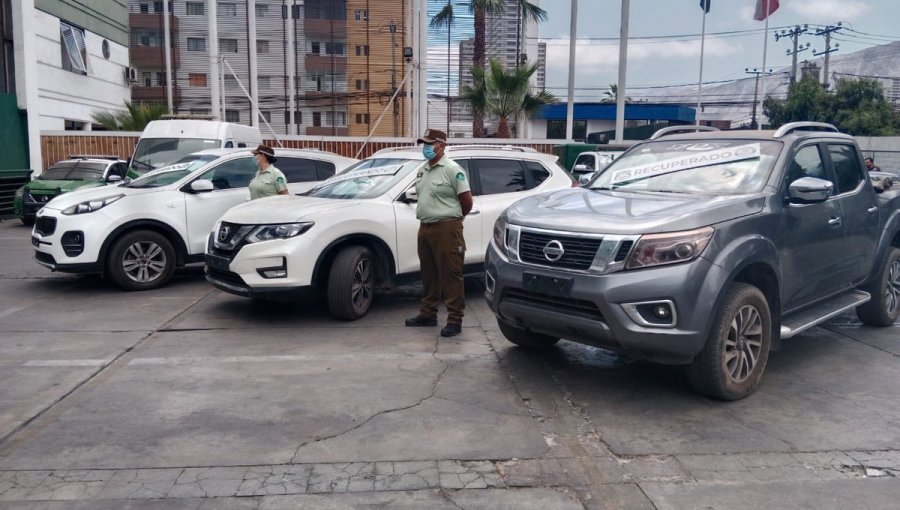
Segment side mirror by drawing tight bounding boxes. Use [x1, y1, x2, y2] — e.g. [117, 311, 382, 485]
[788, 177, 833, 204]
[578, 172, 596, 186]
[573, 164, 589, 173]
[106, 174, 122, 183]
[190, 179, 215, 193]
[402, 188, 418, 203]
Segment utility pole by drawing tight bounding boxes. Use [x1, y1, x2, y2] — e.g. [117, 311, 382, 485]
[390, 20, 399, 137]
[745, 67, 772, 130]
[775, 25, 809, 84]
[813, 23, 842, 89]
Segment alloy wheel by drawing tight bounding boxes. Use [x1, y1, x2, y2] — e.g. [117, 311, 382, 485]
[722, 304, 764, 383]
[121, 241, 167, 283]
[350, 257, 373, 311]
[886, 259, 900, 317]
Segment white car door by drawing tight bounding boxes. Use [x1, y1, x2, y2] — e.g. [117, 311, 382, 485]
[183, 156, 259, 254]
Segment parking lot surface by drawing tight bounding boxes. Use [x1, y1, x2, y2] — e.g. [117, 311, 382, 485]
[1, 219, 899, 509]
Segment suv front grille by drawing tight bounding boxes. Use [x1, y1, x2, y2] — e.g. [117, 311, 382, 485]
[503, 288, 604, 321]
[213, 222, 254, 252]
[518, 231, 602, 270]
[207, 267, 247, 287]
[34, 216, 57, 236]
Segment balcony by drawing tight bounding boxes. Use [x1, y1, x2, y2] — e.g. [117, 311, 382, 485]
[132, 85, 181, 104]
[303, 19, 347, 38]
[305, 54, 346, 73]
[129, 13, 178, 31]
[130, 46, 180, 69]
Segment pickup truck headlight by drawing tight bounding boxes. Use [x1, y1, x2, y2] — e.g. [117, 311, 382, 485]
[626, 227, 714, 269]
[62, 194, 124, 215]
[245, 222, 314, 243]
[492, 214, 509, 256]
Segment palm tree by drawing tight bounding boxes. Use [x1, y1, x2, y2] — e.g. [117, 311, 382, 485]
[91, 101, 168, 131]
[462, 58, 555, 138]
[601, 83, 630, 104]
[430, 2, 456, 134]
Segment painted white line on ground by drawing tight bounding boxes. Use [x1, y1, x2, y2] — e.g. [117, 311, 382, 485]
[129, 353, 477, 365]
[0, 306, 26, 319]
[21, 359, 111, 367]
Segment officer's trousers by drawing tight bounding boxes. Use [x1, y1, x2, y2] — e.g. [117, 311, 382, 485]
[417, 219, 465, 324]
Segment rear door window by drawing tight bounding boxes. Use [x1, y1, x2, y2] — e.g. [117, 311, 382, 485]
[471, 159, 528, 196]
[315, 160, 337, 180]
[278, 157, 319, 182]
[524, 161, 551, 187]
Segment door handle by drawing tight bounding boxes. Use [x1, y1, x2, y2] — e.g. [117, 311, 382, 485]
[468, 209, 481, 215]
[828, 216, 842, 226]
[867, 206, 878, 214]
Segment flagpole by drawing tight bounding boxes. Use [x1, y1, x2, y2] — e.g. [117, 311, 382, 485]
[696, 4, 707, 126]
[759, 0, 769, 130]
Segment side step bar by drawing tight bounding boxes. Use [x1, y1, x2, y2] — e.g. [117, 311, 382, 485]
[780, 290, 871, 339]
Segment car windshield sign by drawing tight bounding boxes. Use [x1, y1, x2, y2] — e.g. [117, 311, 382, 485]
[324, 164, 404, 185]
[609, 143, 762, 185]
[308, 159, 418, 199]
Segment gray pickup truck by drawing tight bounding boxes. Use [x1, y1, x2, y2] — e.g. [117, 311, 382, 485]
[484, 123, 900, 400]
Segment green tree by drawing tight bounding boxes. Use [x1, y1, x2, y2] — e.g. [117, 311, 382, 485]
[763, 76, 898, 135]
[430, 2, 456, 134]
[91, 101, 168, 131]
[461, 58, 555, 138]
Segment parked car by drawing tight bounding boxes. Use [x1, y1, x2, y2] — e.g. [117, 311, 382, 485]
[30, 148, 356, 291]
[205, 145, 576, 319]
[484, 123, 900, 400]
[14, 156, 127, 225]
[571, 150, 624, 179]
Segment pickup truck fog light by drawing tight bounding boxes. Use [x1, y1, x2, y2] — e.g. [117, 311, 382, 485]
[257, 258, 287, 279]
[622, 300, 677, 328]
[485, 271, 496, 294]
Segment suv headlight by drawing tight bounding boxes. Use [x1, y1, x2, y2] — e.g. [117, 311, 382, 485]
[62, 194, 124, 215]
[626, 227, 714, 269]
[245, 222, 314, 243]
[15, 186, 24, 199]
[492, 214, 509, 256]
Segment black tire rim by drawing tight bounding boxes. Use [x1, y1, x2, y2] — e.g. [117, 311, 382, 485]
[723, 304, 764, 384]
[886, 259, 900, 317]
[351, 257, 373, 311]
[122, 241, 167, 283]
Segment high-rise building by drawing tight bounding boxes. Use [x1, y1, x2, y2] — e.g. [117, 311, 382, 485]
[127, 0, 408, 136]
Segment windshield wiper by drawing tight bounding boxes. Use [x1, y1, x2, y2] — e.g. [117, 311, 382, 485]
[131, 159, 154, 171]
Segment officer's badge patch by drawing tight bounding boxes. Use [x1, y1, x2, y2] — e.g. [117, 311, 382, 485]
[456, 172, 465, 181]
[276, 176, 285, 183]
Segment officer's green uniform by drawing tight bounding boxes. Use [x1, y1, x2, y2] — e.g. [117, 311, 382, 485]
[249, 165, 287, 200]
[415, 155, 470, 325]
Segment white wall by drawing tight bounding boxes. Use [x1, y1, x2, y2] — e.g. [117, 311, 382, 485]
[33, 9, 130, 130]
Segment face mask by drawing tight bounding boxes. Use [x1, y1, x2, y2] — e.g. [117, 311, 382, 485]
[422, 144, 437, 160]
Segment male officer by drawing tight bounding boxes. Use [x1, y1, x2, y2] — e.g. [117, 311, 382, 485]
[405, 129, 473, 337]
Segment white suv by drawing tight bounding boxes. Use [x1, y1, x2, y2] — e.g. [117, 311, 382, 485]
[31, 148, 356, 290]
[205, 146, 575, 319]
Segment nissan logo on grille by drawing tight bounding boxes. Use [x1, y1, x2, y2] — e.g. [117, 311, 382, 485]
[542, 240, 565, 262]
[218, 225, 232, 242]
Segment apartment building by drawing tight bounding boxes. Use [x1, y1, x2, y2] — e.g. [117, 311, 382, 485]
[128, 0, 408, 136]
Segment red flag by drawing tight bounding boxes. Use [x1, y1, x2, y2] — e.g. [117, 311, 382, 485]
[754, 0, 779, 20]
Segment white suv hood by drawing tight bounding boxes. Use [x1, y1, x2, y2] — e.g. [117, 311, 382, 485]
[221, 195, 361, 224]
[41, 184, 157, 211]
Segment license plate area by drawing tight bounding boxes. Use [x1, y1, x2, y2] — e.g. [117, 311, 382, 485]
[522, 272, 573, 298]
[31, 236, 40, 247]
[205, 253, 231, 272]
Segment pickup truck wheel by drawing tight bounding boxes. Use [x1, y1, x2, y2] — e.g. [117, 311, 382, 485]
[106, 230, 175, 291]
[856, 247, 900, 326]
[687, 283, 771, 400]
[498, 319, 560, 350]
[327, 246, 375, 321]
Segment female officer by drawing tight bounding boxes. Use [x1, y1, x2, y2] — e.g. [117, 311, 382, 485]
[248, 144, 289, 200]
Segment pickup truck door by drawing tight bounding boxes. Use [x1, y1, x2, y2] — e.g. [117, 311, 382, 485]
[781, 144, 849, 310]
[825, 143, 879, 286]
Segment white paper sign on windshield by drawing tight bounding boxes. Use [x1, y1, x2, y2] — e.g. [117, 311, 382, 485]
[610, 143, 762, 185]
[325, 164, 405, 185]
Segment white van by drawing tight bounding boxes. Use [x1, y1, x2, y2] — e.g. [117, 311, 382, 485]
[128, 120, 263, 177]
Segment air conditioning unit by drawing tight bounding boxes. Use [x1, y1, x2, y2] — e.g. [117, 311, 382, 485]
[125, 66, 137, 83]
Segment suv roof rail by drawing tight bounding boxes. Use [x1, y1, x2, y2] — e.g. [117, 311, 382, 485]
[372, 146, 419, 154]
[446, 144, 537, 153]
[649, 125, 720, 140]
[67, 154, 121, 160]
[773, 122, 839, 138]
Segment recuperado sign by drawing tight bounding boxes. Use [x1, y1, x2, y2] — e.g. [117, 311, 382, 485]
[611, 143, 762, 185]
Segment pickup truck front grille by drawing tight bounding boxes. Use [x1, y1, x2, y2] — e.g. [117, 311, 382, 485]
[503, 288, 604, 321]
[518, 232, 602, 270]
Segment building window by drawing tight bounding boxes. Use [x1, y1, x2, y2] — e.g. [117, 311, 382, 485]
[220, 38, 238, 53]
[354, 9, 368, 21]
[355, 113, 370, 124]
[255, 4, 268, 17]
[190, 108, 210, 116]
[305, 0, 347, 20]
[59, 21, 88, 74]
[312, 112, 321, 127]
[142, 71, 152, 87]
[310, 42, 320, 54]
[355, 79, 368, 91]
[219, 3, 237, 16]
[139, 3, 150, 13]
[260, 111, 271, 123]
[325, 42, 345, 55]
[355, 45, 369, 56]
[284, 110, 302, 125]
[256, 40, 270, 54]
[187, 37, 206, 52]
[225, 110, 240, 123]
[186, 2, 204, 15]
[258, 76, 271, 88]
[189, 73, 208, 87]
[156, 72, 167, 86]
[326, 111, 346, 126]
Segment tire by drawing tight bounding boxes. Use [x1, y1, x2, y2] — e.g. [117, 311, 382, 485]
[327, 246, 376, 320]
[498, 319, 560, 350]
[687, 283, 772, 401]
[856, 247, 900, 327]
[106, 230, 176, 291]
[20, 217, 35, 226]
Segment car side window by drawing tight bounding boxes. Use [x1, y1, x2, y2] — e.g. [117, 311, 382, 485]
[828, 144, 864, 194]
[472, 159, 528, 196]
[524, 161, 550, 187]
[108, 163, 127, 179]
[199, 156, 257, 190]
[786, 145, 829, 185]
[315, 160, 337, 180]
[278, 157, 318, 182]
[574, 154, 595, 170]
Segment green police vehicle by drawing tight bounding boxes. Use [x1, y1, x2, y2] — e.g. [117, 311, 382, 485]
[13, 156, 128, 225]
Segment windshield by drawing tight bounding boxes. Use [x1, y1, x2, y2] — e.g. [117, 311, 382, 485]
[130, 137, 221, 173]
[307, 158, 420, 199]
[590, 140, 782, 194]
[39, 162, 106, 181]
[125, 155, 217, 188]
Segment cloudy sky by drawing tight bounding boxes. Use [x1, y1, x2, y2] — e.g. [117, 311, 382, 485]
[535, 0, 898, 101]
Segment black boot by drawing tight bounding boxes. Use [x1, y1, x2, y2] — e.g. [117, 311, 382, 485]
[405, 315, 438, 327]
[440, 323, 462, 337]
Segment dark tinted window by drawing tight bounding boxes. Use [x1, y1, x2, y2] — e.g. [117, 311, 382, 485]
[829, 144, 864, 194]
[524, 161, 551, 187]
[787, 145, 828, 184]
[199, 156, 257, 189]
[109, 163, 128, 178]
[278, 157, 318, 182]
[474, 159, 528, 195]
[315, 160, 336, 180]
